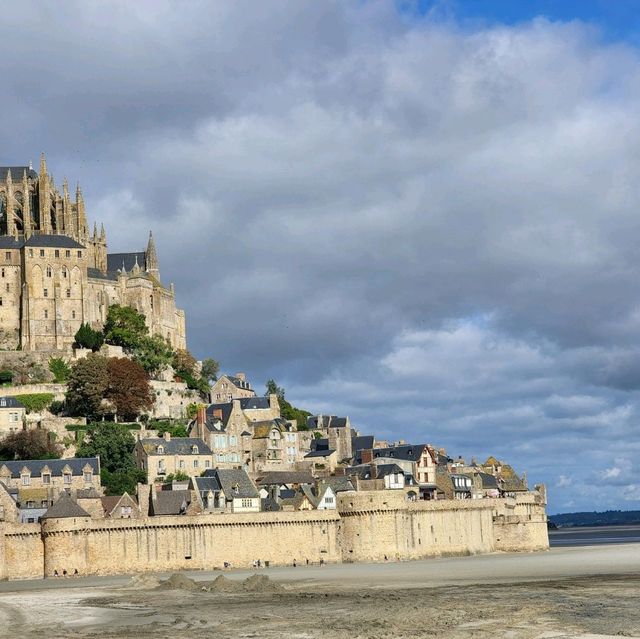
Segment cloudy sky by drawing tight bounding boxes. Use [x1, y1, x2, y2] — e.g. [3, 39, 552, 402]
[3, 1, 640, 513]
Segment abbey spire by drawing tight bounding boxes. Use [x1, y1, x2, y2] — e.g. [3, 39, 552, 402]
[146, 230, 159, 279]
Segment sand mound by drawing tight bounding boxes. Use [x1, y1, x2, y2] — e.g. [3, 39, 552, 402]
[126, 574, 162, 590]
[160, 573, 200, 591]
[207, 574, 242, 593]
[242, 574, 283, 592]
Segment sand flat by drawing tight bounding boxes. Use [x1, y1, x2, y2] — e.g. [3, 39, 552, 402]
[0, 544, 639, 638]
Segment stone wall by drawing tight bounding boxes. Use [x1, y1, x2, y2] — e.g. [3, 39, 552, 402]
[0, 490, 548, 580]
[338, 491, 496, 562]
[41, 510, 341, 576]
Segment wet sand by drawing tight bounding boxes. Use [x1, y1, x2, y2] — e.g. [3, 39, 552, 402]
[0, 544, 639, 638]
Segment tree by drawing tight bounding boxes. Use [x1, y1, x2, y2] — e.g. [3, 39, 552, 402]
[200, 358, 220, 383]
[48, 357, 71, 383]
[74, 323, 104, 351]
[172, 349, 197, 378]
[66, 354, 109, 418]
[106, 358, 153, 421]
[132, 334, 174, 378]
[76, 422, 145, 495]
[103, 304, 148, 350]
[0, 430, 62, 461]
[152, 420, 189, 438]
[265, 379, 311, 430]
[186, 402, 206, 420]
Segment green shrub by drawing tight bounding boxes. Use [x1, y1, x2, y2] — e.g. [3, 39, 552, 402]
[48, 357, 71, 383]
[0, 370, 13, 384]
[15, 393, 55, 414]
[48, 400, 65, 415]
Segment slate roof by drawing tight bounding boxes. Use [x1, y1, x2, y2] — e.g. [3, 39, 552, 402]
[42, 494, 90, 519]
[202, 468, 259, 499]
[477, 472, 499, 489]
[101, 493, 137, 515]
[307, 415, 348, 429]
[322, 476, 355, 493]
[353, 444, 427, 465]
[0, 236, 23, 249]
[0, 166, 38, 181]
[0, 396, 24, 409]
[311, 437, 330, 452]
[153, 490, 190, 515]
[107, 251, 146, 273]
[0, 457, 99, 479]
[203, 402, 234, 430]
[238, 397, 270, 410]
[87, 267, 118, 281]
[138, 437, 211, 456]
[351, 435, 374, 453]
[192, 476, 222, 504]
[224, 375, 252, 390]
[25, 234, 85, 248]
[76, 488, 102, 499]
[305, 449, 336, 459]
[257, 471, 314, 487]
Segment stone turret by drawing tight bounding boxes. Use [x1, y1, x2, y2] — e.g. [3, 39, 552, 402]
[146, 230, 159, 279]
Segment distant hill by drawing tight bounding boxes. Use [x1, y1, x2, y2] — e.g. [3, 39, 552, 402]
[549, 510, 640, 528]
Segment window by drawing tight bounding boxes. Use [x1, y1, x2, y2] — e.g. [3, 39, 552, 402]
[26, 500, 35, 508]
[41, 500, 48, 508]
[205, 460, 211, 468]
[5, 283, 9, 292]
[325, 496, 334, 504]
[61, 266, 67, 278]
[241, 499, 253, 508]
[46, 266, 52, 277]
[9, 412, 19, 423]
[44, 310, 48, 319]
[21, 474, 30, 486]
[42, 474, 51, 485]
[0, 298, 2, 307]
[63, 473, 71, 485]
[65, 250, 70, 258]
[72, 310, 76, 320]
[29, 249, 33, 258]
[77, 250, 82, 258]
[40, 250, 44, 257]
[1, 268, 4, 278]
[193, 460, 199, 468]
[83, 471, 92, 483]
[5, 252, 10, 262]
[229, 435, 237, 446]
[66, 288, 70, 298]
[179, 460, 185, 469]
[191, 445, 199, 454]
[55, 250, 59, 258]
[43, 288, 48, 298]
[157, 445, 164, 454]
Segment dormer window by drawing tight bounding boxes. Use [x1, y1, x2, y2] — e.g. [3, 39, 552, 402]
[21, 473, 30, 486]
[42, 473, 51, 485]
[191, 445, 199, 454]
[157, 445, 164, 454]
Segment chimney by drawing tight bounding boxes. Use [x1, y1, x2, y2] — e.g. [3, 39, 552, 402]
[196, 406, 207, 441]
[360, 449, 374, 464]
[164, 431, 171, 442]
[213, 408, 223, 420]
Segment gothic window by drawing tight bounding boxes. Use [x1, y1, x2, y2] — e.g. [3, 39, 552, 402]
[43, 288, 48, 298]
[44, 310, 48, 319]
[46, 266, 52, 278]
[72, 310, 76, 319]
[0, 193, 6, 235]
[61, 266, 67, 278]
[66, 288, 70, 298]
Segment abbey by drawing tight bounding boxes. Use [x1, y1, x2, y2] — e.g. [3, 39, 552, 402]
[0, 155, 186, 351]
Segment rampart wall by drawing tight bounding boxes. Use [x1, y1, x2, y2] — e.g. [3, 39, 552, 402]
[0, 491, 548, 580]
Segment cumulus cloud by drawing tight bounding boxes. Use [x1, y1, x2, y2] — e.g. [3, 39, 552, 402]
[2, 2, 640, 511]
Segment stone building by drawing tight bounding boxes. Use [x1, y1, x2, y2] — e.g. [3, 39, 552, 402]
[209, 373, 256, 403]
[0, 396, 24, 436]
[134, 434, 213, 483]
[0, 156, 186, 352]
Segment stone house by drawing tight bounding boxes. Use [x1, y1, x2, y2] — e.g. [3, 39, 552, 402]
[307, 415, 354, 461]
[0, 457, 100, 492]
[189, 403, 247, 468]
[304, 449, 339, 474]
[250, 418, 301, 474]
[192, 468, 260, 513]
[209, 373, 255, 403]
[101, 492, 140, 518]
[356, 444, 438, 499]
[0, 396, 24, 436]
[134, 433, 213, 483]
